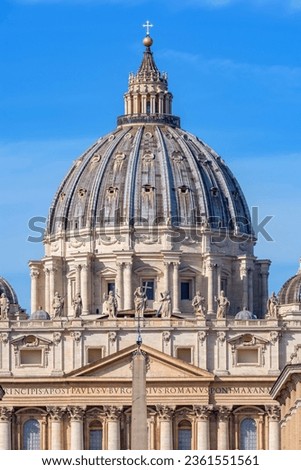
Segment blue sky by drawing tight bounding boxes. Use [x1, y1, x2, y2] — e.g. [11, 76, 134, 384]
[0, 0, 300, 312]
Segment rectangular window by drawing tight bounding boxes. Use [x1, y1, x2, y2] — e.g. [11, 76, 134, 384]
[178, 428, 192, 450]
[142, 280, 154, 300]
[89, 429, 103, 450]
[237, 349, 259, 364]
[181, 281, 191, 300]
[87, 348, 103, 363]
[20, 350, 42, 365]
[177, 348, 192, 363]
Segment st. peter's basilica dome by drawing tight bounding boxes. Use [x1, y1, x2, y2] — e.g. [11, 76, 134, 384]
[30, 33, 269, 319]
[47, 35, 252, 241]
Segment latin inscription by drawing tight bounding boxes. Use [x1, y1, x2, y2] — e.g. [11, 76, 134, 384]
[3, 385, 271, 396]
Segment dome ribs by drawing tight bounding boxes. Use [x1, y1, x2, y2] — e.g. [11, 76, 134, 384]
[48, 140, 101, 235]
[155, 126, 177, 225]
[86, 128, 129, 229]
[123, 127, 144, 229]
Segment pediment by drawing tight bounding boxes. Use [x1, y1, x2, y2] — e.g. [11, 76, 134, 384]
[228, 333, 269, 346]
[11, 334, 52, 347]
[67, 344, 214, 380]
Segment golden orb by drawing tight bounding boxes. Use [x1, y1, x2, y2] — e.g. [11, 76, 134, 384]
[143, 36, 153, 47]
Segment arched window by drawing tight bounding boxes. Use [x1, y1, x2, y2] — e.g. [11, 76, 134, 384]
[23, 419, 40, 450]
[178, 420, 192, 450]
[240, 418, 257, 450]
[89, 420, 103, 450]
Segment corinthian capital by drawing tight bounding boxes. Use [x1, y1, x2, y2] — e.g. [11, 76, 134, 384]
[67, 406, 85, 421]
[47, 406, 66, 421]
[193, 405, 212, 420]
[265, 405, 280, 421]
[0, 407, 13, 422]
[156, 404, 175, 420]
[103, 405, 123, 420]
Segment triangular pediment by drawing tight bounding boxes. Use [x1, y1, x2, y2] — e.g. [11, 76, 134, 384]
[228, 333, 269, 346]
[67, 344, 214, 380]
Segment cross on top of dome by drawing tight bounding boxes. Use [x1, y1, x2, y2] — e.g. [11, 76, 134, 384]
[142, 20, 153, 36]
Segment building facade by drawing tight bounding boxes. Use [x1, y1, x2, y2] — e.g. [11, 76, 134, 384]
[0, 31, 300, 450]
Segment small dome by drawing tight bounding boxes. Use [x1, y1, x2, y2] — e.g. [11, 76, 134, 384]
[31, 308, 50, 320]
[278, 269, 301, 305]
[0, 276, 18, 305]
[235, 308, 257, 320]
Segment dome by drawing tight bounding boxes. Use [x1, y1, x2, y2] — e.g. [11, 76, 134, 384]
[31, 32, 267, 321]
[235, 308, 257, 320]
[278, 263, 301, 304]
[0, 276, 19, 305]
[47, 36, 253, 241]
[31, 308, 50, 320]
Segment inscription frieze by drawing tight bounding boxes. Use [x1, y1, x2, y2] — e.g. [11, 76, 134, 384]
[2, 384, 271, 397]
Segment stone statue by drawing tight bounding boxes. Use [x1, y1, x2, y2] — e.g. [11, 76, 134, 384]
[215, 290, 230, 319]
[134, 286, 147, 317]
[72, 293, 82, 318]
[103, 291, 118, 318]
[0, 293, 10, 320]
[267, 292, 279, 318]
[192, 291, 206, 318]
[52, 292, 64, 318]
[157, 291, 172, 318]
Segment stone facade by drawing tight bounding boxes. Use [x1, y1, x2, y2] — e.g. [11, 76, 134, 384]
[0, 31, 300, 450]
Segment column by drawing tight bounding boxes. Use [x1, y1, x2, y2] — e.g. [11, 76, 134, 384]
[216, 406, 231, 450]
[68, 406, 85, 450]
[172, 262, 180, 313]
[123, 263, 133, 310]
[163, 262, 170, 293]
[75, 265, 81, 295]
[67, 278, 73, 318]
[0, 407, 13, 450]
[47, 407, 65, 450]
[80, 264, 89, 315]
[217, 264, 222, 297]
[266, 405, 280, 450]
[248, 268, 254, 313]
[158, 94, 164, 114]
[150, 94, 156, 114]
[207, 262, 214, 314]
[116, 262, 124, 310]
[260, 262, 270, 315]
[44, 267, 50, 313]
[193, 405, 211, 450]
[104, 406, 122, 450]
[30, 268, 39, 314]
[240, 261, 248, 309]
[49, 267, 56, 309]
[156, 405, 174, 450]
